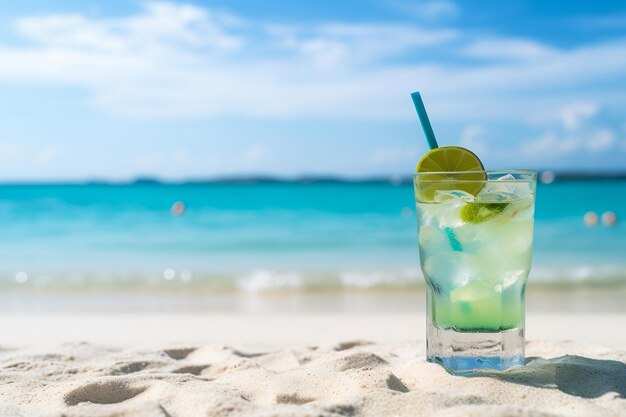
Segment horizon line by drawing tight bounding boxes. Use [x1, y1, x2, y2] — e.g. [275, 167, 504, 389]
[0, 170, 625, 185]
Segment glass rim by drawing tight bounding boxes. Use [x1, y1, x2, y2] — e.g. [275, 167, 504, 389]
[413, 170, 537, 183]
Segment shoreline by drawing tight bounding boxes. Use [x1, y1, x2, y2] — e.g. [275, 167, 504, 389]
[2, 312, 625, 349]
[1, 286, 624, 314]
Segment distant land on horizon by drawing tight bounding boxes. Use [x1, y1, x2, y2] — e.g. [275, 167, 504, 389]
[1, 171, 626, 186]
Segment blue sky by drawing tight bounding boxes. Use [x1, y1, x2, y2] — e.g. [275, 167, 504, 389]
[0, 0, 625, 180]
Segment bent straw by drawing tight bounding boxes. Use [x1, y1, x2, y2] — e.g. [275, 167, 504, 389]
[411, 91, 462, 251]
[411, 91, 439, 150]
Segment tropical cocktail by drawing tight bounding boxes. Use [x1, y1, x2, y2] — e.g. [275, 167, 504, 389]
[411, 92, 537, 374]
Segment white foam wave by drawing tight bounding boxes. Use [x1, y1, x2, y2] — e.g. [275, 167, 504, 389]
[339, 268, 419, 289]
[0, 264, 624, 292]
[530, 264, 626, 285]
[236, 270, 305, 292]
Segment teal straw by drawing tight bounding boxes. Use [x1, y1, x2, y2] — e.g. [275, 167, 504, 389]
[411, 91, 439, 150]
[411, 91, 462, 251]
[445, 228, 463, 252]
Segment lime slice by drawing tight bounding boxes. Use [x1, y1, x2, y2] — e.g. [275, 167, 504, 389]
[414, 146, 486, 202]
[460, 202, 509, 223]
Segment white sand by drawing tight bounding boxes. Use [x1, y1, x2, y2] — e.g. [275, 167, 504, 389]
[0, 313, 624, 416]
[2, 313, 626, 347]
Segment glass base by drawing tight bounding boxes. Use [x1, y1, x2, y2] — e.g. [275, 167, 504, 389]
[427, 324, 524, 375]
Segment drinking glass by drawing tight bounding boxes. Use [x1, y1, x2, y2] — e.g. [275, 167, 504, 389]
[414, 170, 537, 374]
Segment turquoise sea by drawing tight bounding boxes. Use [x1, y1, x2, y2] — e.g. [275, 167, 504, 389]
[0, 180, 624, 292]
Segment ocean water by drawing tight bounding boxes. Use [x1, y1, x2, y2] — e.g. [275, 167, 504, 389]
[0, 181, 624, 292]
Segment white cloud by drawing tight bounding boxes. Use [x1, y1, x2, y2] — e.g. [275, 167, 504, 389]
[586, 129, 615, 151]
[522, 128, 617, 157]
[0, 1, 624, 126]
[422, 1, 460, 19]
[390, 1, 460, 20]
[0, 2, 461, 119]
[264, 23, 457, 74]
[561, 101, 598, 130]
[16, 2, 243, 51]
[462, 38, 558, 61]
[293, 23, 457, 69]
[460, 124, 487, 156]
[519, 99, 618, 158]
[522, 134, 580, 157]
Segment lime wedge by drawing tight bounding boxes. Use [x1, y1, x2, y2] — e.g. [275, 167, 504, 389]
[460, 202, 509, 223]
[414, 146, 486, 202]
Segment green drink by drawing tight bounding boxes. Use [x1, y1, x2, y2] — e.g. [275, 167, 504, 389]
[415, 170, 537, 373]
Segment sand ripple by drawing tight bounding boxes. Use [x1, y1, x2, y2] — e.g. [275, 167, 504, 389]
[0, 340, 624, 416]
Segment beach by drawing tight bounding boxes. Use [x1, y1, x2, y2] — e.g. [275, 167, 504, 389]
[0, 182, 623, 416]
[0, 311, 624, 417]
[2, 0, 626, 414]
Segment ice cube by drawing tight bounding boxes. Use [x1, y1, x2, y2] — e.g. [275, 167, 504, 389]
[502, 269, 527, 288]
[505, 194, 535, 220]
[480, 174, 515, 195]
[422, 251, 477, 293]
[478, 174, 533, 201]
[450, 280, 500, 304]
[509, 181, 533, 199]
[434, 190, 476, 203]
[497, 174, 516, 181]
[475, 192, 514, 202]
[418, 224, 449, 251]
[469, 219, 533, 284]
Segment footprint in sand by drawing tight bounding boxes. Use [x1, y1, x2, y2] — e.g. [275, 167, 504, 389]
[324, 404, 358, 416]
[275, 392, 316, 405]
[232, 349, 267, 359]
[109, 361, 156, 375]
[163, 347, 197, 360]
[333, 340, 374, 351]
[172, 364, 211, 376]
[333, 352, 388, 371]
[386, 374, 410, 393]
[64, 380, 147, 406]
